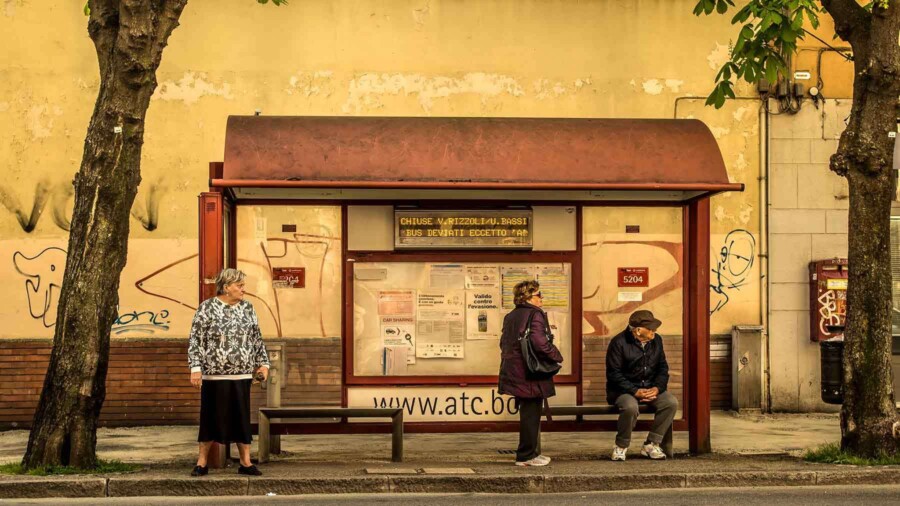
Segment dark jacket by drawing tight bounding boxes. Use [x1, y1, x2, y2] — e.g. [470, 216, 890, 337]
[498, 303, 564, 399]
[605, 326, 670, 404]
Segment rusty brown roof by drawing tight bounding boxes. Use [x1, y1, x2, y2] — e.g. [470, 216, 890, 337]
[220, 116, 738, 193]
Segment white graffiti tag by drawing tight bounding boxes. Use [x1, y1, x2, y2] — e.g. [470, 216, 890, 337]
[817, 289, 843, 336]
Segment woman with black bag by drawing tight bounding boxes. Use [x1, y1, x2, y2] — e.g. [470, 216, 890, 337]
[498, 280, 564, 467]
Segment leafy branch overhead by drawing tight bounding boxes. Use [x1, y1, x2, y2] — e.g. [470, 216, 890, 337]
[694, 0, 826, 108]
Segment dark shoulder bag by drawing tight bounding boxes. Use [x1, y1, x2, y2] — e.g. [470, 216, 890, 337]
[519, 309, 562, 380]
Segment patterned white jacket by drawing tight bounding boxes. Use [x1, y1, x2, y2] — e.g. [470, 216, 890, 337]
[188, 297, 270, 379]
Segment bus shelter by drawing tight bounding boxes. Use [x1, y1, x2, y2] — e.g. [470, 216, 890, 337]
[199, 116, 742, 454]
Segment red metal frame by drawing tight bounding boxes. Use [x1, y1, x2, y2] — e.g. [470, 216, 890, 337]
[200, 193, 714, 454]
[198, 192, 224, 302]
[686, 198, 712, 453]
[343, 249, 581, 386]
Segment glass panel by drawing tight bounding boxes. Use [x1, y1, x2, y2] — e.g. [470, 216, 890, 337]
[353, 261, 572, 377]
[582, 207, 684, 411]
[236, 205, 342, 338]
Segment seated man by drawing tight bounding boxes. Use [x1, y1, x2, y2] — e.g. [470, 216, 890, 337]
[606, 310, 678, 461]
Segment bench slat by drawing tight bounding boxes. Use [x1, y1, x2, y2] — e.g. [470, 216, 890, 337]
[259, 408, 401, 418]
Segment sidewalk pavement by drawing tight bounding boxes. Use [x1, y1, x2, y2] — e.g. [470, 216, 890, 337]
[3, 410, 895, 499]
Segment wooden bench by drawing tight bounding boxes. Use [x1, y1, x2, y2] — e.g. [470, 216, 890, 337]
[550, 404, 674, 458]
[258, 407, 404, 463]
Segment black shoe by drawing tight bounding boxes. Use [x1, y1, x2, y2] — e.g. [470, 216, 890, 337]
[238, 464, 262, 476]
[190, 465, 208, 477]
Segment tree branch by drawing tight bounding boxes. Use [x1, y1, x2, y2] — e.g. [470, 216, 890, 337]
[821, 0, 871, 46]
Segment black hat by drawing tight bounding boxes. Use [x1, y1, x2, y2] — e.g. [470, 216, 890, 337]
[628, 310, 662, 331]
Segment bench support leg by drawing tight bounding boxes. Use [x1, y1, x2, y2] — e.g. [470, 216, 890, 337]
[662, 425, 674, 459]
[391, 412, 404, 462]
[258, 411, 271, 464]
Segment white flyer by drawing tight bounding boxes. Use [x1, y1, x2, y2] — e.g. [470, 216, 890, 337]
[465, 265, 501, 289]
[465, 290, 501, 340]
[380, 316, 416, 364]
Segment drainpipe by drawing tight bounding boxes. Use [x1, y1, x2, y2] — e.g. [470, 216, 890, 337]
[759, 101, 772, 413]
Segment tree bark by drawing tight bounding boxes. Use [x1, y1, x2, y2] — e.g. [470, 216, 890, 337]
[22, 0, 187, 469]
[825, 0, 900, 457]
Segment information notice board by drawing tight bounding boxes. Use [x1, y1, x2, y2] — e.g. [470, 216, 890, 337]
[353, 261, 571, 377]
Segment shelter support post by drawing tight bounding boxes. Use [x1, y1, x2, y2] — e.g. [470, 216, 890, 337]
[687, 198, 712, 453]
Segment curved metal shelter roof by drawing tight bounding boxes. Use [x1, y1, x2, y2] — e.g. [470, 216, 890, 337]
[214, 116, 742, 201]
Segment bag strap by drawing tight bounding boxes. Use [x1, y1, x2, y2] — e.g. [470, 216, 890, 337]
[543, 397, 553, 423]
[518, 309, 541, 340]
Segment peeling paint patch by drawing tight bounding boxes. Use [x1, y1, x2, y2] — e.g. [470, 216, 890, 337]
[533, 79, 570, 100]
[26, 106, 53, 139]
[155, 72, 233, 105]
[342, 72, 525, 113]
[412, 1, 430, 30]
[287, 70, 336, 98]
[710, 126, 731, 139]
[664, 79, 684, 93]
[733, 106, 751, 122]
[707, 43, 730, 70]
[714, 205, 732, 222]
[735, 153, 748, 172]
[739, 204, 753, 225]
[642, 79, 663, 95]
[573, 77, 592, 90]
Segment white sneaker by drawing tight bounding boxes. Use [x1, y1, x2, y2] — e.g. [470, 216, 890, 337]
[534, 455, 551, 465]
[641, 442, 666, 460]
[515, 456, 550, 467]
[611, 446, 627, 461]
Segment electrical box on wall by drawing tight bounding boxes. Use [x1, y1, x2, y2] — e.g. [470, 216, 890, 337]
[809, 258, 848, 342]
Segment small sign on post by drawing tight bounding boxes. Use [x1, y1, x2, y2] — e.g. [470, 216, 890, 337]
[272, 267, 305, 288]
[618, 267, 649, 287]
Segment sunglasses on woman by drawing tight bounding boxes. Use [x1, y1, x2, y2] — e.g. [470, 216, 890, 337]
[534, 292, 543, 299]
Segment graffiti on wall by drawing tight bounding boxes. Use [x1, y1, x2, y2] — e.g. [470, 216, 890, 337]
[111, 309, 171, 335]
[12, 246, 66, 327]
[710, 229, 756, 315]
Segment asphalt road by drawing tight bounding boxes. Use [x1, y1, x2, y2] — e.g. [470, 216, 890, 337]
[4, 485, 900, 505]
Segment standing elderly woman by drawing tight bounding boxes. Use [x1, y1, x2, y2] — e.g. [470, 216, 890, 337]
[188, 268, 270, 477]
[498, 280, 564, 467]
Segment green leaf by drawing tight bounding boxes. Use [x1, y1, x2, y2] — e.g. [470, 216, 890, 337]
[84, 2, 89, 16]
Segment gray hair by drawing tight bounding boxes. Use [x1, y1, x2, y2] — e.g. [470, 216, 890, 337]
[215, 268, 246, 295]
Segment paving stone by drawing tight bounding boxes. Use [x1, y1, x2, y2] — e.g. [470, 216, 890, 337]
[108, 477, 248, 496]
[420, 468, 476, 474]
[544, 473, 685, 493]
[389, 475, 542, 494]
[364, 468, 418, 475]
[685, 471, 816, 488]
[816, 469, 900, 486]
[249, 477, 389, 495]
[0, 477, 106, 499]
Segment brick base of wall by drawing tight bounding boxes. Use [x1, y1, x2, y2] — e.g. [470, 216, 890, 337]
[0, 338, 342, 430]
[1, 335, 731, 429]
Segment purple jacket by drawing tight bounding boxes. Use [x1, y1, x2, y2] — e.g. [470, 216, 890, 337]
[498, 303, 564, 399]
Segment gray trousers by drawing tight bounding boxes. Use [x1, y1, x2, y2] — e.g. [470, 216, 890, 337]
[614, 391, 678, 448]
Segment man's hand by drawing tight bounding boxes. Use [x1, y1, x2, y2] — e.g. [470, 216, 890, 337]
[254, 366, 269, 383]
[190, 371, 202, 389]
[643, 387, 660, 402]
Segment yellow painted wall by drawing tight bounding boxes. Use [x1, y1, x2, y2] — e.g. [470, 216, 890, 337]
[0, 0, 762, 339]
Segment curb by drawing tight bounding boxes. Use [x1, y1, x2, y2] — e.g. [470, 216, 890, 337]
[1, 469, 899, 498]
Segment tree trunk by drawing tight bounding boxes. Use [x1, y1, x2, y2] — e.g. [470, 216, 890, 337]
[826, 0, 900, 458]
[22, 0, 187, 469]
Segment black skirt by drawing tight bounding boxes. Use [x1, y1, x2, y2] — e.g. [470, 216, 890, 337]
[198, 378, 252, 444]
